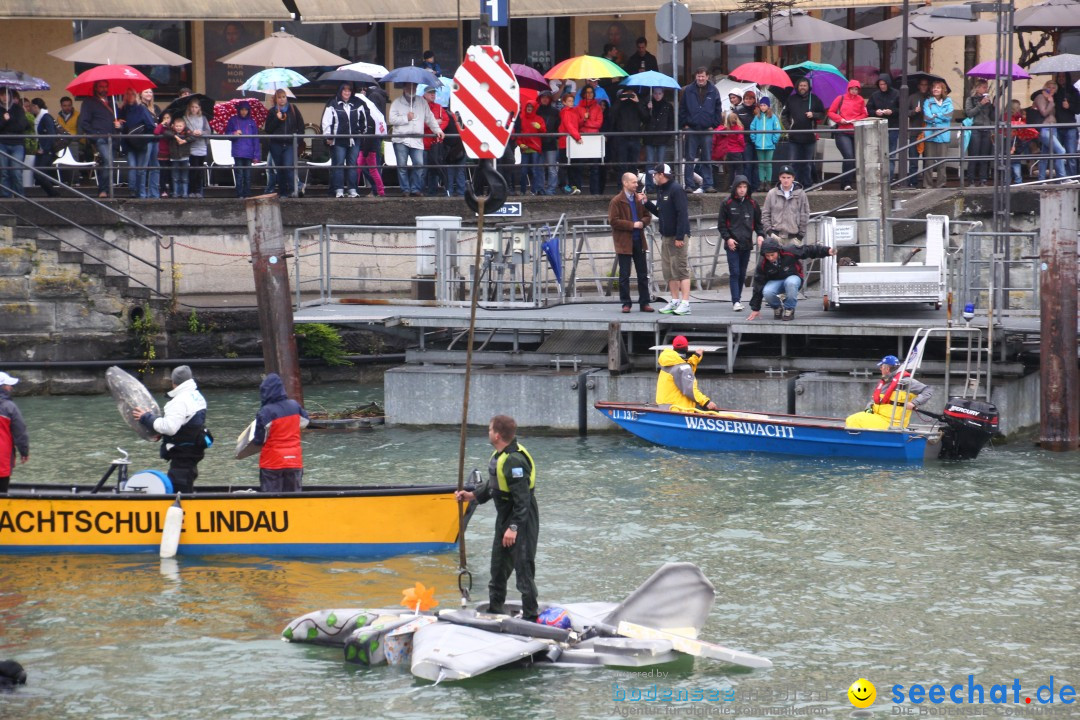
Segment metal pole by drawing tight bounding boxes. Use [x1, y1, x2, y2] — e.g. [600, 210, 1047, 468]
[671, 1, 681, 179]
[246, 194, 304, 405]
[1038, 187, 1079, 451]
[898, 0, 910, 190]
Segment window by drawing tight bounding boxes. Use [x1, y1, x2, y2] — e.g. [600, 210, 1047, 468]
[72, 20, 191, 98]
[687, 12, 756, 80]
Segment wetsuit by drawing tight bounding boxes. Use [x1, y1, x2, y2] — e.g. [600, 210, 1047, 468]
[472, 439, 539, 621]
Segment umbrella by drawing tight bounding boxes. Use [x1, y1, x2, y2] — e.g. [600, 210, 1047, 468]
[858, 7, 999, 41]
[518, 87, 540, 107]
[1015, 0, 1080, 29]
[163, 93, 215, 121]
[575, 86, 611, 104]
[541, 235, 562, 287]
[417, 77, 454, 107]
[967, 60, 1031, 80]
[511, 64, 549, 91]
[907, 72, 951, 94]
[338, 61, 389, 79]
[217, 29, 348, 68]
[713, 10, 868, 46]
[66, 64, 155, 97]
[621, 70, 681, 90]
[314, 69, 377, 86]
[729, 62, 793, 89]
[238, 68, 309, 94]
[1028, 54, 1080, 75]
[381, 66, 440, 87]
[544, 55, 627, 80]
[48, 26, 190, 66]
[209, 98, 269, 133]
[781, 64, 846, 106]
[0, 70, 50, 92]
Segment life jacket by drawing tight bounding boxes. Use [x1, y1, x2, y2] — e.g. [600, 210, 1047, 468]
[491, 442, 536, 493]
[873, 371, 913, 406]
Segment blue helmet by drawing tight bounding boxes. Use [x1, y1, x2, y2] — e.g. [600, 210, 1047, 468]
[537, 606, 572, 629]
[877, 355, 900, 367]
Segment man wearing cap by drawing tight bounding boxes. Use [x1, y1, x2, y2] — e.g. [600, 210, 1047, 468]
[0, 372, 29, 494]
[846, 355, 934, 429]
[134, 366, 208, 494]
[747, 238, 834, 321]
[608, 171, 654, 313]
[645, 164, 693, 315]
[656, 336, 718, 412]
[761, 165, 810, 246]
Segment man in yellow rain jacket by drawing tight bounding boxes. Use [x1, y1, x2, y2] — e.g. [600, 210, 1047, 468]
[846, 354, 934, 429]
[655, 335, 718, 412]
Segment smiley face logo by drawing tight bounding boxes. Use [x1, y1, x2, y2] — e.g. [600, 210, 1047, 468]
[848, 678, 876, 708]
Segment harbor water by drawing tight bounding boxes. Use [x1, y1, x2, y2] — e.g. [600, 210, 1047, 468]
[2, 384, 1078, 719]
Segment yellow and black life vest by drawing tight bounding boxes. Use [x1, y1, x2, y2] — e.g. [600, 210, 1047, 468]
[491, 443, 536, 493]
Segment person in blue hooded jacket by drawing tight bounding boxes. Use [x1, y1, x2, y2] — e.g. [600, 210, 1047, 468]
[225, 100, 260, 198]
[679, 68, 723, 193]
[252, 373, 309, 493]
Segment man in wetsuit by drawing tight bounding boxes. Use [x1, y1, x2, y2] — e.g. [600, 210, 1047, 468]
[455, 414, 540, 621]
[134, 365, 207, 493]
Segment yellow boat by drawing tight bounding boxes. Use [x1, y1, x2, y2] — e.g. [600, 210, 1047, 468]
[0, 482, 464, 558]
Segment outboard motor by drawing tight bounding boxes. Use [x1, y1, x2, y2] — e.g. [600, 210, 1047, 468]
[938, 398, 999, 460]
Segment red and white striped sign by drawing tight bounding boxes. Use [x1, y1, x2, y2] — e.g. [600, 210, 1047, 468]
[450, 45, 520, 160]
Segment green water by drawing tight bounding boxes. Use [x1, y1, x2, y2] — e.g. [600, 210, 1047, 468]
[2, 385, 1078, 719]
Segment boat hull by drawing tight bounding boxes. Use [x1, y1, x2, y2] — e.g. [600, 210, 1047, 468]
[596, 402, 931, 464]
[0, 484, 462, 558]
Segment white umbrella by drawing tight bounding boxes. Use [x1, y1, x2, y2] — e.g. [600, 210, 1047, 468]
[339, 61, 389, 79]
[713, 10, 868, 46]
[858, 7, 999, 41]
[218, 29, 348, 68]
[48, 26, 190, 66]
[1029, 54, 1080, 74]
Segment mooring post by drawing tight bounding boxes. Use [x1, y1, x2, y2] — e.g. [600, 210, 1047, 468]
[1038, 187, 1079, 451]
[246, 194, 303, 405]
[854, 118, 891, 258]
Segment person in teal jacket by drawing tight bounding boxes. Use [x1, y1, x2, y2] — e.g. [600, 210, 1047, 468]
[922, 81, 954, 188]
[749, 97, 782, 191]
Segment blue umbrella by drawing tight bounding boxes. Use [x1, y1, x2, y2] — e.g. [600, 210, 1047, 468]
[541, 235, 562, 287]
[416, 77, 453, 107]
[620, 70, 680, 90]
[381, 66, 440, 87]
[0, 70, 50, 92]
[574, 86, 610, 104]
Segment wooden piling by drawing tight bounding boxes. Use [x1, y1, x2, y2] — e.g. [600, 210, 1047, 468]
[246, 194, 303, 405]
[1038, 187, 1078, 451]
[854, 118, 892, 256]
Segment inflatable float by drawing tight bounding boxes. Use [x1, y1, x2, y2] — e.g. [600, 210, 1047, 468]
[282, 563, 772, 682]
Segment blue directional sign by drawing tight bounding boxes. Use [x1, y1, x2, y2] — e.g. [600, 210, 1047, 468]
[482, 0, 508, 26]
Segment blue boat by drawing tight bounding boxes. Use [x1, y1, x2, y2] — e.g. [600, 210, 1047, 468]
[595, 402, 936, 463]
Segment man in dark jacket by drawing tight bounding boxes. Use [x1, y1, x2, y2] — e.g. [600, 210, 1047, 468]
[77, 80, 118, 198]
[252, 373, 309, 492]
[718, 174, 763, 311]
[29, 98, 60, 197]
[623, 37, 659, 75]
[0, 93, 31, 198]
[679, 68, 722, 193]
[747, 238, 834, 321]
[866, 73, 900, 179]
[643, 88, 674, 191]
[645, 163, 693, 315]
[780, 78, 825, 188]
[608, 171, 654, 312]
[455, 415, 540, 622]
[611, 89, 647, 177]
[536, 91, 561, 196]
[0, 371, 29, 494]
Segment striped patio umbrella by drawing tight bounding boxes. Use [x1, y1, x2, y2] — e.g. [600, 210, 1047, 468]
[544, 55, 627, 80]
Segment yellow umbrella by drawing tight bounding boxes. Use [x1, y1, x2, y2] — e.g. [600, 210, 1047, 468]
[544, 55, 627, 80]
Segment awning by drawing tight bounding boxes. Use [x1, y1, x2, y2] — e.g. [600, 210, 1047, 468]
[0, 0, 293, 20]
[294, 0, 893, 23]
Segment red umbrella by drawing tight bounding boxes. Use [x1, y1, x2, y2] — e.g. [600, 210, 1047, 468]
[519, 87, 540, 106]
[511, 63, 549, 91]
[729, 62, 793, 89]
[66, 64, 155, 97]
[209, 98, 269, 133]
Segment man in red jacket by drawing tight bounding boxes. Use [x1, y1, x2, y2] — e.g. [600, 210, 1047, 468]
[0, 371, 29, 494]
[252, 373, 309, 492]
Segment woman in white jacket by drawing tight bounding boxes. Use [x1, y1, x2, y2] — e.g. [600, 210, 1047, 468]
[322, 84, 361, 198]
[388, 83, 444, 196]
